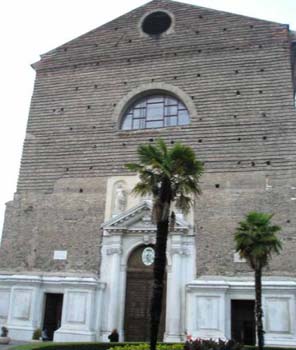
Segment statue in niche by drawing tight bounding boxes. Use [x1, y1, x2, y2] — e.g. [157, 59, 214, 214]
[113, 182, 127, 215]
[265, 175, 272, 191]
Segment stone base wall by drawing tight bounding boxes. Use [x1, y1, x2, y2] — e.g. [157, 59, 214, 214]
[0, 274, 105, 342]
[186, 277, 296, 346]
[1, 273, 295, 346]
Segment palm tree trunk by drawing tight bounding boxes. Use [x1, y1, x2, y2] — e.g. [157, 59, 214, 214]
[150, 219, 169, 350]
[255, 268, 264, 350]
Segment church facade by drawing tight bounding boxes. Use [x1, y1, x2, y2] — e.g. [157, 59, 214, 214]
[1, 0, 296, 345]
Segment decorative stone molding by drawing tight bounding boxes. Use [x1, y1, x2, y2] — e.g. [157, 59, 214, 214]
[170, 247, 190, 256]
[106, 248, 122, 256]
[0, 274, 102, 289]
[143, 234, 155, 245]
[102, 200, 189, 235]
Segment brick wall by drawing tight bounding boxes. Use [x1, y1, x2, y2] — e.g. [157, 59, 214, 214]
[1, 0, 296, 276]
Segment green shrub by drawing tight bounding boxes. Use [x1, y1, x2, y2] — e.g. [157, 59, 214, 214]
[12, 342, 150, 350]
[159, 345, 183, 350]
[32, 328, 42, 341]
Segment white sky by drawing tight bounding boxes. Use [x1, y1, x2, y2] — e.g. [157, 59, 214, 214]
[0, 0, 295, 240]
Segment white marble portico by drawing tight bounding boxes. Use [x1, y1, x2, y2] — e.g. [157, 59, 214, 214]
[100, 200, 196, 342]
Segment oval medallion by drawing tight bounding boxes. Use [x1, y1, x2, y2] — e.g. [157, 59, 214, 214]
[142, 247, 155, 266]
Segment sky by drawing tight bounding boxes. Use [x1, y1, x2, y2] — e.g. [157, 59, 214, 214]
[0, 0, 295, 240]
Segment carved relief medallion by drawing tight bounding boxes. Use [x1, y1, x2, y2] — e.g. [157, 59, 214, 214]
[142, 247, 155, 266]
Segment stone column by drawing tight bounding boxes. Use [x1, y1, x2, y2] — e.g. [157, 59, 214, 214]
[165, 231, 196, 342]
[107, 247, 122, 334]
[166, 246, 183, 342]
[167, 249, 182, 342]
[100, 231, 123, 341]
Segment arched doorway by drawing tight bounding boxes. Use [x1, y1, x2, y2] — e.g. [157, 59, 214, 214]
[124, 245, 166, 341]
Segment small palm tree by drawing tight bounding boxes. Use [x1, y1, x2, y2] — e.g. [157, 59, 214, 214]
[234, 212, 282, 350]
[126, 139, 203, 350]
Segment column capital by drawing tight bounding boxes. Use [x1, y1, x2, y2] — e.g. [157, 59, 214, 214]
[170, 247, 190, 256]
[106, 247, 122, 255]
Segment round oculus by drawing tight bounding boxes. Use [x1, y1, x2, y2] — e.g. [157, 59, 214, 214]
[142, 11, 172, 36]
[142, 247, 155, 266]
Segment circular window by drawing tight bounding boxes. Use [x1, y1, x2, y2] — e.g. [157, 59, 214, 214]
[142, 11, 172, 36]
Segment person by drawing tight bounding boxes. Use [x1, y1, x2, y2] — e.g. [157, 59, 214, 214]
[1, 326, 8, 337]
[108, 328, 119, 342]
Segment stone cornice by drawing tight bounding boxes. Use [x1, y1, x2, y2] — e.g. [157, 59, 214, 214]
[0, 274, 106, 290]
[186, 277, 296, 293]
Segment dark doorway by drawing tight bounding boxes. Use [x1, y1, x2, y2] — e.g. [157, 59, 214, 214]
[43, 293, 63, 340]
[231, 300, 256, 345]
[124, 245, 166, 341]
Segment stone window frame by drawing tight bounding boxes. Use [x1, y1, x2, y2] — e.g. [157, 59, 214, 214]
[113, 83, 197, 132]
[120, 94, 190, 130]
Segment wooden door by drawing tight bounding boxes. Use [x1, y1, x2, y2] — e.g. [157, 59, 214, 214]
[124, 245, 166, 341]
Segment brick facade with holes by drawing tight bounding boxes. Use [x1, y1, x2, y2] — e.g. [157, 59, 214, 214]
[1, 0, 296, 277]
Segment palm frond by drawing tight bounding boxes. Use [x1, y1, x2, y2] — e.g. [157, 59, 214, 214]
[174, 176, 202, 196]
[132, 182, 153, 197]
[156, 139, 168, 158]
[175, 194, 192, 214]
[234, 211, 282, 269]
[125, 139, 203, 222]
[138, 144, 162, 167]
[125, 163, 144, 172]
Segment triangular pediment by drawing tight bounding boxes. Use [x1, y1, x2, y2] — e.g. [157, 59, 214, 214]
[33, 0, 285, 70]
[102, 200, 189, 234]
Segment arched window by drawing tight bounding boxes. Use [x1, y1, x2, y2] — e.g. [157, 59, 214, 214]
[121, 94, 190, 130]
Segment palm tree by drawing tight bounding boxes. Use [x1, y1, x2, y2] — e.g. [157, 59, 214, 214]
[234, 212, 282, 350]
[126, 139, 203, 350]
